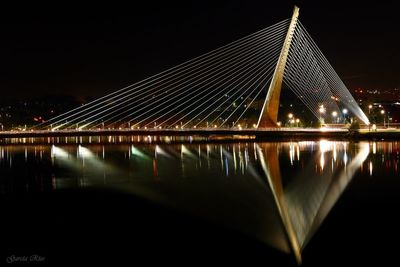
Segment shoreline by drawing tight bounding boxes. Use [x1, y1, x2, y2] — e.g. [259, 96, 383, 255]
[0, 128, 398, 145]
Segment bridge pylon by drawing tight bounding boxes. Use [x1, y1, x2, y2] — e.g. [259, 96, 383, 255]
[257, 6, 300, 128]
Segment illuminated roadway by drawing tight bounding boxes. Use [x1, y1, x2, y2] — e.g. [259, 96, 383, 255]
[0, 127, 353, 139]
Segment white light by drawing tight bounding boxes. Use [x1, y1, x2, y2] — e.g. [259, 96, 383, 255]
[343, 151, 348, 166]
[78, 145, 94, 158]
[342, 108, 348, 114]
[131, 146, 148, 159]
[320, 152, 325, 171]
[369, 161, 373, 176]
[51, 145, 69, 158]
[181, 145, 196, 158]
[319, 140, 332, 153]
[155, 145, 170, 157]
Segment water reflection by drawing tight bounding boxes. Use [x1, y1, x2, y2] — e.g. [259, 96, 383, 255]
[0, 140, 399, 263]
[256, 142, 370, 263]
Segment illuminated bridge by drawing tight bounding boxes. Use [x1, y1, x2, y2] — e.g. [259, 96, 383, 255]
[31, 6, 369, 134]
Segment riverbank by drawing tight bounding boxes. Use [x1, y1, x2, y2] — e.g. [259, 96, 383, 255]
[0, 128, 398, 145]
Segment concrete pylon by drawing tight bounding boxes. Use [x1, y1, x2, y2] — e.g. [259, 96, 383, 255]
[257, 6, 300, 128]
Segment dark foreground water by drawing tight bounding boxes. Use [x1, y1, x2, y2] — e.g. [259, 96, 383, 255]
[0, 140, 399, 266]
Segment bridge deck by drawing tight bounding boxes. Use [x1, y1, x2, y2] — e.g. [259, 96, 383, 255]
[0, 128, 348, 139]
[1, 128, 400, 142]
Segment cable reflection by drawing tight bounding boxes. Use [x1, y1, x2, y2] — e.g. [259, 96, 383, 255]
[256, 141, 369, 264]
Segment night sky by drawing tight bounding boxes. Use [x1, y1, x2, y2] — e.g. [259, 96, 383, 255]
[0, 0, 399, 101]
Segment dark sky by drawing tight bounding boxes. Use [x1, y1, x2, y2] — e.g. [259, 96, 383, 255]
[0, 0, 399, 101]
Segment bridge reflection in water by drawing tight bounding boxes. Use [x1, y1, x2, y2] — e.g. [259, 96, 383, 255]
[0, 141, 369, 263]
[257, 142, 369, 263]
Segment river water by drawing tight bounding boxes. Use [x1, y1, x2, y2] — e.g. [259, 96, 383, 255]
[0, 140, 399, 265]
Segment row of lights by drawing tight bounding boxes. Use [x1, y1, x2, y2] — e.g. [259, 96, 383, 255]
[285, 106, 349, 126]
[368, 104, 385, 115]
[318, 105, 349, 122]
[319, 105, 348, 115]
[287, 113, 300, 126]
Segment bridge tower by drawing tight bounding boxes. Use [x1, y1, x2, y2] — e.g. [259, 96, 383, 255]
[257, 6, 300, 128]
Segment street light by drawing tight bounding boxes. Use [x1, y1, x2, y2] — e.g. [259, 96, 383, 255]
[368, 104, 373, 114]
[342, 108, 348, 123]
[332, 111, 338, 123]
[295, 118, 300, 127]
[319, 105, 326, 123]
[287, 113, 294, 127]
[381, 110, 385, 127]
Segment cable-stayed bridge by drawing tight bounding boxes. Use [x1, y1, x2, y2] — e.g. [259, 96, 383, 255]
[33, 6, 369, 134]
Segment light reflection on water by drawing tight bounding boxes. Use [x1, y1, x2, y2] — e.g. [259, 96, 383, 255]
[0, 135, 208, 145]
[0, 140, 399, 262]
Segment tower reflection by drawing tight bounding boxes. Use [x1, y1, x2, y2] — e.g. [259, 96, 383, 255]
[256, 142, 369, 263]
